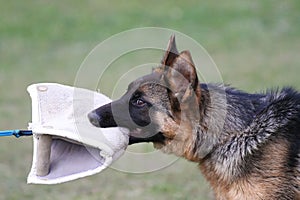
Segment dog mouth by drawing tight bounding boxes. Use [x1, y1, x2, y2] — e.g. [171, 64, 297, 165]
[87, 110, 166, 145]
[128, 128, 166, 145]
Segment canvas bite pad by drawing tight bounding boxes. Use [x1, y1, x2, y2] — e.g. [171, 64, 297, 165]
[27, 83, 129, 184]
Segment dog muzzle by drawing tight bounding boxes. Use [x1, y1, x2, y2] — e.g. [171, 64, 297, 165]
[26, 83, 129, 184]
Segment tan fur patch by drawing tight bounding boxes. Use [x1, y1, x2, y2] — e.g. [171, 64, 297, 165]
[152, 92, 201, 162]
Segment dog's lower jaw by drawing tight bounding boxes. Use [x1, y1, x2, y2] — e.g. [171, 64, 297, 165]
[128, 129, 166, 145]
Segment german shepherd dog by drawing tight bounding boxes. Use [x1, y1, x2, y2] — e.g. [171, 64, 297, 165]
[88, 36, 300, 200]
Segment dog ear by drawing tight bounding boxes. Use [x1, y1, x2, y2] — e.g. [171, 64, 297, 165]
[161, 35, 179, 67]
[164, 50, 201, 103]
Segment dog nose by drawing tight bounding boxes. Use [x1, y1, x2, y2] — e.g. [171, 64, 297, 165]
[88, 111, 100, 127]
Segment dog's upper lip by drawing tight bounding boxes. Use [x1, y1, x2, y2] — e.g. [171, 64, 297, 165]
[87, 111, 100, 127]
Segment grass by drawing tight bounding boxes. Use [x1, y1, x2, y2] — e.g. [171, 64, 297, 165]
[0, 0, 299, 199]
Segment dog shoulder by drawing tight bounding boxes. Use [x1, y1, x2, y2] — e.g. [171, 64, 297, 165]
[206, 87, 300, 177]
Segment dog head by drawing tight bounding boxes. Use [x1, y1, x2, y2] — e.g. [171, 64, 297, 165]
[88, 35, 202, 161]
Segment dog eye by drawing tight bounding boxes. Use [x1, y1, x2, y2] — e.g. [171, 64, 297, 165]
[134, 98, 146, 107]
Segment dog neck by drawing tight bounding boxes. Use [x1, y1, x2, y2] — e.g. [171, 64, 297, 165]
[193, 83, 265, 159]
[192, 84, 230, 160]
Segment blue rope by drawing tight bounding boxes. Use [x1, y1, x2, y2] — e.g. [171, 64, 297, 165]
[0, 130, 32, 138]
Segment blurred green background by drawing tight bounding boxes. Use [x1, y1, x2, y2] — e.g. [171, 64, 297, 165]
[0, 0, 299, 199]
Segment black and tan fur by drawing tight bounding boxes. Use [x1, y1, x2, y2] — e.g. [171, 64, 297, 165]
[88, 36, 300, 200]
